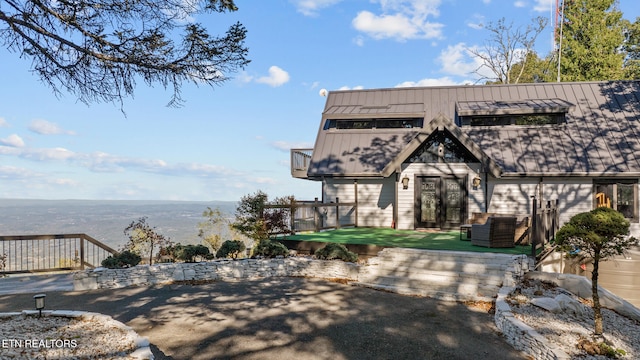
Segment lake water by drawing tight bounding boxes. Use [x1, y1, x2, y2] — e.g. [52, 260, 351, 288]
[0, 199, 237, 250]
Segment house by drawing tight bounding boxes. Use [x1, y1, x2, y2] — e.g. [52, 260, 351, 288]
[290, 80, 640, 237]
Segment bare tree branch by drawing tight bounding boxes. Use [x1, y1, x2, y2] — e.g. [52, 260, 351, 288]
[468, 16, 547, 84]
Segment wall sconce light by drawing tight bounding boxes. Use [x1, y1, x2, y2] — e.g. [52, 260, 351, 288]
[472, 176, 481, 188]
[401, 175, 410, 190]
[34, 293, 46, 317]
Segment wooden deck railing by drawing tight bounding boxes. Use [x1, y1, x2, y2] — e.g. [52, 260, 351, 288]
[290, 148, 313, 178]
[531, 199, 559, 260]
[0, 234, 116, 274]
[264, 197, 358, 234]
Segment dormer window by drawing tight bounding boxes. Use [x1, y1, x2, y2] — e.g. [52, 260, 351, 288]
[468, 113, 565, 126]
[323, 117, 423, 130]
[456, 99, 573, 127]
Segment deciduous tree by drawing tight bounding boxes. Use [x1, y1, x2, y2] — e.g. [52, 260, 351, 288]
[468, 16, 547, 84]
[123, 217, 172, 265]
[0, 0, 249, 106]
[198, 206, 239, 252]
[555, 207, 638, 336]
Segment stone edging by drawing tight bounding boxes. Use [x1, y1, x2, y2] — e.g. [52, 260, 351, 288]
[0, 310, 153, 360]
[494, 286, 571, 360]
[494, 267, 640, 360]
[494, 257, 572, 360]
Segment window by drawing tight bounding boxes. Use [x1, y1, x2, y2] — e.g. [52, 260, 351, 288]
[466, 113, 565, 127]
[323, 118, 423, 130]
[407, 131, 478, 163]
[456, 98, 572, 127]
[593, 180, 638, 222]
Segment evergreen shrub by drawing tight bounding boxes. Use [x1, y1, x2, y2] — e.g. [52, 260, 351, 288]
[252, 240, 289, 258]
[314, 243, 358, 262]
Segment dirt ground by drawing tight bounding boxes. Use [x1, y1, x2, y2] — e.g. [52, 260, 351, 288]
[0, 277, 528, 360]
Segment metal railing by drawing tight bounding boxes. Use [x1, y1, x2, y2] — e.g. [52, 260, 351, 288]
[0, 234, 116, 274]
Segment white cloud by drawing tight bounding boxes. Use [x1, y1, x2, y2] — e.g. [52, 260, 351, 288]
[0, 165, 40, 179]
[0, 139, 243, 181]
[437, 43, 485, 78]
[291, 0, 342, 16]
[352, 0, 444, 41]
[253, 177, 277, 185]
[0, 118, 9, 127]
[50, 178, 79, 186]
[338, 85, 365, 90]
[0, 134, 25, 148]
[514, 1, 527, 8]
[22, 147, 76, 161]
[28, 119, 76, 135]
[255, 66, 290, 87]
[466, 14, 485, 30]
[395, 77, 460, 87]
[533, 0, 553, 12]
[237, 71, 254, 84]
[271, 140, 314, 151]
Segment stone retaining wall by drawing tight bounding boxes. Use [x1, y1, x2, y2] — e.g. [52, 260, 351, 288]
[493, 268, 640, 360]
[74, 257, 359, 290]
[494, 286, 570, 360]
[493, 258, 572, 360]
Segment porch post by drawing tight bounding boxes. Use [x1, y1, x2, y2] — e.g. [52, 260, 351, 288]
[531, 196, 538, 258]
[314, 197, 320, 232]
[354, 180, 358, 228]
[394, 172, 399, 229]
[80, 235, 85, 270]
[335, 197, 340, 229]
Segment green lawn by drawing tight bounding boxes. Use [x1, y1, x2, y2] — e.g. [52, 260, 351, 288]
[281, 227, 532, 255]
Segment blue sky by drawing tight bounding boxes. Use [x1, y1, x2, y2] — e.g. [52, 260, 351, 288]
[0, 0, 638, 202]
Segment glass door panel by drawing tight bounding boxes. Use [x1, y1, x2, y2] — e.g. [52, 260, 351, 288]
[417, 178, 439, 228]
[443, 178, 464, 228]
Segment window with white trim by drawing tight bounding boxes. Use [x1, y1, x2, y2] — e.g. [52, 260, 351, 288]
[593, 180, 638, 222]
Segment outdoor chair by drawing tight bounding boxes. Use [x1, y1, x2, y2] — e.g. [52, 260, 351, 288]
[470, 216, 517, 248]
[460, 212, 495, 240]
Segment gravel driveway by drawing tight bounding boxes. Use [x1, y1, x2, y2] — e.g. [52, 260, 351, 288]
[0, 277, 528, 360]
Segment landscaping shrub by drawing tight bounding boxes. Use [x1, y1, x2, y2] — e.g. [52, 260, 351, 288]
[252, 239, 289, 258]
[171, 244, 212, 262]
[216, 240, 246, 259]
[314, 243, 358, 262]
[101, 250, 141, 269]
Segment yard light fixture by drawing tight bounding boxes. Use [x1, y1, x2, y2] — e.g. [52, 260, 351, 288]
[472, 176, 481, 189]
[34, 293, 46, 317]
[401, 175, 410, 190]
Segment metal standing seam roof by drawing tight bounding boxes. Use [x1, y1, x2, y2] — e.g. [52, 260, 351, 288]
[306, 81, 640, 178]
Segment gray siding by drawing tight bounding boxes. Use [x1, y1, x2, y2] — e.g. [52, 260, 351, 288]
[487, 179, 537, 216]
[540, 178, 592, 226]
[323, 178, 395, 227]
